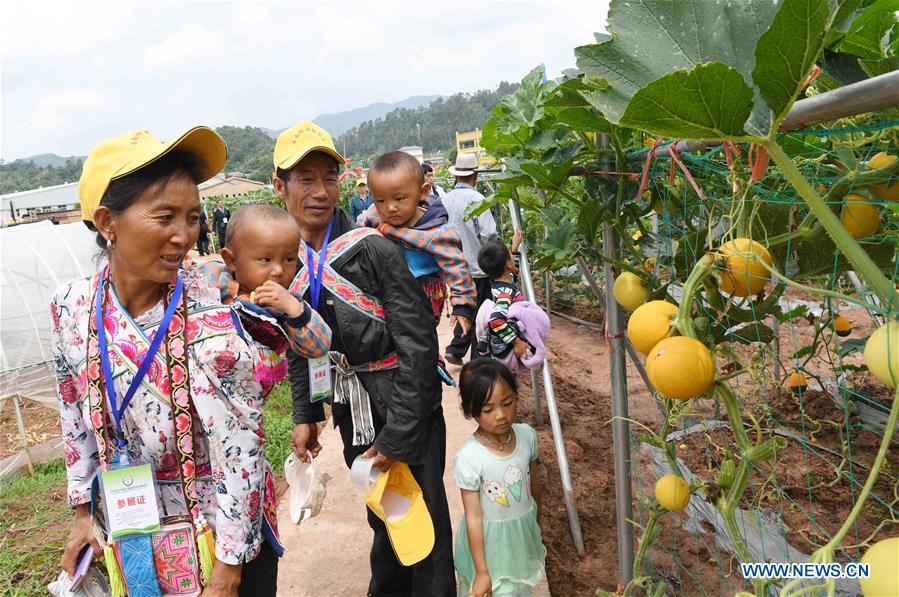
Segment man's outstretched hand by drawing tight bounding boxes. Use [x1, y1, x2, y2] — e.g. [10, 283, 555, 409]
[361, 445, 395, 472]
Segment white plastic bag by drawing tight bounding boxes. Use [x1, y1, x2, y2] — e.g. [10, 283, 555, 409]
[285, 453, 329, 524]
[47, 567, 110, 597]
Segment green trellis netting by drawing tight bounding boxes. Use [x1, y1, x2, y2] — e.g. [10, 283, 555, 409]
[624, 120, 898, 596]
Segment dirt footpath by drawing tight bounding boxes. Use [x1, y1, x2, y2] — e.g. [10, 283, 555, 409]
[276, 320, 552, 596]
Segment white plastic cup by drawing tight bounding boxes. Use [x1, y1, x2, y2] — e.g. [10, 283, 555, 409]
[350, 455, 381, 491]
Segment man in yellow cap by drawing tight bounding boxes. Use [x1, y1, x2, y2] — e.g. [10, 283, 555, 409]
[274, 121, 454, 595]
[349, 177, 373, 223]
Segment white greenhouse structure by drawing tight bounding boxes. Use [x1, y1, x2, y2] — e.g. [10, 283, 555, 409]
[1, 221, 99, 478]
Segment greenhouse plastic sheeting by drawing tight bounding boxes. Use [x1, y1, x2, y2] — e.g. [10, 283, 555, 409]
[1, 221, 98, 397]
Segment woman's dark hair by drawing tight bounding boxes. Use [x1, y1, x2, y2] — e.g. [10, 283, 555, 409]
[459, 358, 518, 418]
[421, 162, 434, 175]
[86, 150, 206, 250]
[477, 240, 512, 280]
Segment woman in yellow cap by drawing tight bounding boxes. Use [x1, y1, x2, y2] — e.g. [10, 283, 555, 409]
[50, 127, 286, 596]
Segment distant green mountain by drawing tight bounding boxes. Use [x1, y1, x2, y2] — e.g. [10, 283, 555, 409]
[1, 87, 511, 193]
[215, 126, 276, 182]
[20, 153, 84, 168]
[261, 95, 445, 139]
[0, 157, 84, 194]
[314, 95, 444, 137]
[336, 82, 518, 161]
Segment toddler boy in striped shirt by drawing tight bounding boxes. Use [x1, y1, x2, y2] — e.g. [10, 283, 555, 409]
[359, 151, 477, 336]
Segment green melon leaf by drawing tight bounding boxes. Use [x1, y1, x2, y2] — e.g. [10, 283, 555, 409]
[553, 107, 611, 132]
[575, 0, 842, 141]
[620, 62, 755, 139]
[752, 0, 833, 127]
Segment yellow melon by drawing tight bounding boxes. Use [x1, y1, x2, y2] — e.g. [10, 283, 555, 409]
[717, 238, 773, 297]
[627, 301, 678, 355]
[841, 194, 880, 238]
[646, 337, 715, 400]
[613, 272, 649, 311]
[655, 475, 690, 511]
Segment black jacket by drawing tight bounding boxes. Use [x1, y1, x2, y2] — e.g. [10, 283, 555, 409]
[289, 209, 441, 465]
[212, 208, 230, 233]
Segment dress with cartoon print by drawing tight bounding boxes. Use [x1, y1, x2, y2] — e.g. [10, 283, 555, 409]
[453, 422, 546, 592]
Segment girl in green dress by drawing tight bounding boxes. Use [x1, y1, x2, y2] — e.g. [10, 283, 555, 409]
[454, 359, 547, 596]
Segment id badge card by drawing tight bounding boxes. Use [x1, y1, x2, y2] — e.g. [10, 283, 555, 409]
[309, 355, 332, 403]
[100, 461, 161, 538]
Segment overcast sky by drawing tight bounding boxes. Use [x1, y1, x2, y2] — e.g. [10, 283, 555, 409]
[2, 1, 609, 161]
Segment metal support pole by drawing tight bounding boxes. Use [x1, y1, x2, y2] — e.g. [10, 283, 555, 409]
[12, 396, 34, 475]
[601, 134, 635, 585]
[772, 317, 782, 384]
[574, 256, 607, 330]
[845, 271, 885, 328]
[504, 202, 544, 426]
[780, 70, 899, 130]
[509, 195, 586, 556]
[624, 339, 657, 396]
[529, 369, 543, 426]
[544, 245, 553, 316]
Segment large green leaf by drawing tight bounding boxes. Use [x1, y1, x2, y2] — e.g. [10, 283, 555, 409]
[834, 0, 899, 59]
[495, 65, 547, 132]
[481, 118, 526, 157]
[519, 156, 577, 191]
[576, 0, 840, 141]
[753, 0, 832, 127]
[621, 62, 755, 138]
[575, 0, 780, 138]
[552, 107, 611, 132]
[859, 55, 899, 76]
[541, 77, 597, 108]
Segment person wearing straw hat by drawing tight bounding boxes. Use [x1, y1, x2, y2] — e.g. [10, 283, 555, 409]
[349, 177, 373, 223]
[273, 121, 455, 595]
[443, 152, 497, 365]
[51, 127, 293, 596]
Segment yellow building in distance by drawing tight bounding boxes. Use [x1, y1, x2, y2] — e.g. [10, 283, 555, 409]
[455, 128, 496, 168]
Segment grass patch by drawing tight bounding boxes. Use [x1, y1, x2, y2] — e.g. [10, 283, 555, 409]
[0, 459, 71, 595]
[264, 382, 294, 473]
[263, 382, 329, 474]
[0, 387, 300, 594]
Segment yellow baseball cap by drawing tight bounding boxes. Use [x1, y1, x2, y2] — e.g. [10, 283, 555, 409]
[273, 121, 344, 172]
[78, 127, 226, 223]
[364, 462, 435, 566]
[355, 178, 367, 187]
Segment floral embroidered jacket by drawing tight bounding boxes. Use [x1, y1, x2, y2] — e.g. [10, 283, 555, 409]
[51, 267, 270, 565]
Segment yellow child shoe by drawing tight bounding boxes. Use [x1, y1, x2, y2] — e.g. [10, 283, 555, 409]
[364, 462, 435, 566]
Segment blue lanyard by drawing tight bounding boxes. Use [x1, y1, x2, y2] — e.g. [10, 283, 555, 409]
[96, 269, 184, 450]
[305, 218, 334, 311]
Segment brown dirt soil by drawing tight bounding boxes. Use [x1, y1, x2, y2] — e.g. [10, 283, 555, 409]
[519, 317, 744, 595]
[0, 399, 60, 460]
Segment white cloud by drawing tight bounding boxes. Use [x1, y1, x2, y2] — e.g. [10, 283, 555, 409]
[20, 89, 114, 132]
[233, 2, 271, 25]
[141, 23, 226, 72]
[2, 2, 134, 60]
[2, 1, 612, 158]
